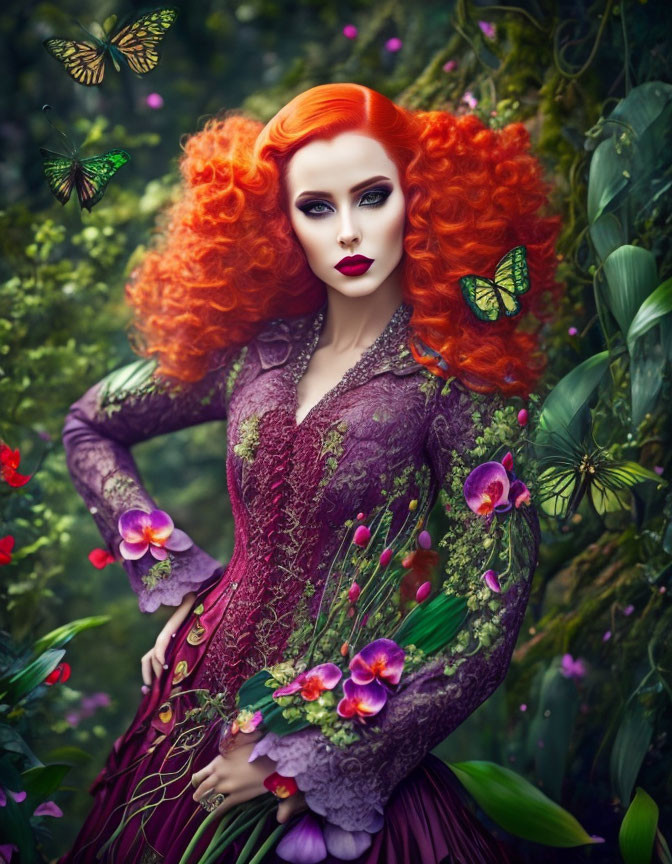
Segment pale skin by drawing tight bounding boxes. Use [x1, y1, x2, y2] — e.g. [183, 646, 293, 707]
[145, 130, 408, 823]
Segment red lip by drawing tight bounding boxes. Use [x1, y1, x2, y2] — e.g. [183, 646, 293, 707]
[335, 255, 374, 276]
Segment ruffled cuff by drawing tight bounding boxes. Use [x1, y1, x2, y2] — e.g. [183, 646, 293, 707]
[249, 729, 385, 834]
[124, 546, 224, 613]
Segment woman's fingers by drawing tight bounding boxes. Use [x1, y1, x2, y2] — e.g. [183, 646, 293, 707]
[141, 652, 153, 687]
[193, 774, 220, 803]
[191, 756, 220, 789]
[276, 794, 307, 824]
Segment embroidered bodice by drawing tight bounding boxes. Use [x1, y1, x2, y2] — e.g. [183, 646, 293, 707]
[62, 299, 540, 834]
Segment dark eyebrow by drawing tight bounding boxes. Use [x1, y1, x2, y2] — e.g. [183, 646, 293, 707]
[294, 175, 392, 201]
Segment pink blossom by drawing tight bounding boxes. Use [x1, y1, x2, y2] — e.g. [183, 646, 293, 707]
[442, 60, 457, 72]
[517, 408, 528, 426]
[501, 451, 514, 472]
[118, 508, 193, 561]
[356, 511, 366, 520]
[478, 21, 496, 39]
[145, 92, 164, 109]
[654, 466, 664, 475]
[622, 604, 635, 616]
[560, 653, 586, 680]
[348, 582, 361, 603]
[568, 326, 578, 336]
[462, 90, 478, 109]
[337, 678, 388, 720]
[343, 24, 358, 39]
[379, 547, 393, 567]
[385, 37, 403, 53]
[519, 703, 527, 712]
[417, 530, 432, 549]
[602, 630, 612, 642]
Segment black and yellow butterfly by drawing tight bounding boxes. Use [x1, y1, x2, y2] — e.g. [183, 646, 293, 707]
[41, 146, 130, 211]
[460, 245, 530, 321]
[535, 430, 662, 521]
[43, 8, 177, 86]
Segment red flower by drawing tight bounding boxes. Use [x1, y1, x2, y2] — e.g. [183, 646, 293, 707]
[44, 662, 71, 686]
[0, 443, 31, 488]
[0, 535, 15, 565]
[263, 771, 298, 799]
[88, 548, 116, 569]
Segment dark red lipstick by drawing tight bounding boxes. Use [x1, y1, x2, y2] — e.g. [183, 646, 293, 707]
[335, 255, 374, 277]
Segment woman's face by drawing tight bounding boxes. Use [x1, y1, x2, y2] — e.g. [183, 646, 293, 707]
[284, 132, 405, 299]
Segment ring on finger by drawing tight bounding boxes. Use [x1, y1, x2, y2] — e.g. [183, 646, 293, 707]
[199, 791, 227, 811]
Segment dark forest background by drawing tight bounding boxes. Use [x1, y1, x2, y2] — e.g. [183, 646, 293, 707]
[0, 0, 670, 861]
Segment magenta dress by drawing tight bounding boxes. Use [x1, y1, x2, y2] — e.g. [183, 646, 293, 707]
[58, 300, 538, 864]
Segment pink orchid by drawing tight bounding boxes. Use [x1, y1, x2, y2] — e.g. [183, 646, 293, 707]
[118, 508, 193, 561]
[560, 653, 586, 680]
[273, 663, 342, 702]
[464, 462, 510, 516]
[349, 638, 405, 686]
[462, 90, 478, 109]
[478, 20, 496, 39]
[337, 678, 388, 720]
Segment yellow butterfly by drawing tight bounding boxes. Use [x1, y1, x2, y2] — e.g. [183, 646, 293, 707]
[460, 245, 530, 321]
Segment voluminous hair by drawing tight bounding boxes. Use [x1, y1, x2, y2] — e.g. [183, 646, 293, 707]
[126, 83, 561, 397]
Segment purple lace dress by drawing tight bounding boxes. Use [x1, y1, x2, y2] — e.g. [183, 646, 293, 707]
[58, 300, 538, 864]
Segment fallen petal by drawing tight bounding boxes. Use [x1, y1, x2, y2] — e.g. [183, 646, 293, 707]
[323, 822, 373, 860]
[276, 813, 327, 863]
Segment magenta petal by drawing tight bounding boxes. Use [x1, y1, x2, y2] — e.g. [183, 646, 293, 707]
[118, 509, 152, 543]
[164, 528, 193, 551]
[149, 545, 168, 561]
[0, 845, 18, 863]
[147, 509, 174, 541]
[310, 663, 342, 690]
[355, 638, 405, 685]
[33, 801, 63, 817]
[119, 540, 149, 561]
[510, 480, 531, 508]
[483, 569, 502, 592]
[323, 822, 373, 860]
[273, 672, 307, 698]
[463, 462, 510, 515]
[348, 653, 374, 685]
[9, 790, 25, 803]
[276, 813, 327, 863]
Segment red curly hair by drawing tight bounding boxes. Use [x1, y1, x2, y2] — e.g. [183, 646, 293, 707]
[126, 83, 561, 397]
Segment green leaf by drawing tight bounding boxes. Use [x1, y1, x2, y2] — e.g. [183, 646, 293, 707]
[627, 278, 672, 349]
[43, 745, 93, 766]
[0, 790, 36, 862]
[446, 760, 600, 847]
[610, 700, 653, 806]
[98, 357, 159, 404]
[606, 81, 672, 140]
[602, 246, 658, 337]
[0, 723, 41, 767]
[536, 352, 610, 445]
[590, 212, 624, 261]
[395, 593, 467, 654]
[619, 787, 658, 864]
[20, 763, 71, 800]
[0, 648, 65, 705]
[527, 664, 578, 801]
[32, 616, 110, 655]
[587, 138, 629, 223]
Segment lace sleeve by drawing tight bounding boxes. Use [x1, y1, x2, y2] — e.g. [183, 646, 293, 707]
[250, 378, 540, 833]
[62, 347, 248, 613]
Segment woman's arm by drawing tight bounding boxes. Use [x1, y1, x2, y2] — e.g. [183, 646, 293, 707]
[249, 380, 539, 833]
[63, 348, 246, 613]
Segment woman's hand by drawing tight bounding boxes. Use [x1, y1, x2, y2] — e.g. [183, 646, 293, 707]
[191, 730, 308, 823]
[141, 591, 197, 686]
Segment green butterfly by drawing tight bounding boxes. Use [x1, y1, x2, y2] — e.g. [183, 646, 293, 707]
[41, 147, 129, 212]
[535, 429, 662, 521]
[43, 8, 177, 86]
[460, 246, 530, 321]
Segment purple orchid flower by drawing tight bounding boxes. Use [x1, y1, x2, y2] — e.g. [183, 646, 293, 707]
[0, 844, 18, 864]
[276, 812, 327, 863]
[482, 569, 502, 592]
[464, 462, 510, 516]
[349, 637, 406, 686]
[273, 663, 342, 701]
[337, 677, 388, 720]
[118, 508, 193, 561]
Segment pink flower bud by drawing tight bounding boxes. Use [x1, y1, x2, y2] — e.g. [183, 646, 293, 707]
[343, 24, 358, 39]
[353, 525, 371, 547]
[482, 569, 501, 592]
[348, 582, 361, 603]
[385, 37, 402, 52]
[417, 530, 432, 549]
[501, 451, 514, 472]
[379, 547, 393, 567]
[517, 409, 528, 426]
[416, 581, 431, 603]
[356, 512, 366, 520]
[443, 60, 457, 72]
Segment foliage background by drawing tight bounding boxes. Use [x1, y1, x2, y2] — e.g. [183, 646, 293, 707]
[0, 0, 670, 860]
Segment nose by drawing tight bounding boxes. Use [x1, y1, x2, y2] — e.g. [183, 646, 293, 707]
[337, 209, 361, 249]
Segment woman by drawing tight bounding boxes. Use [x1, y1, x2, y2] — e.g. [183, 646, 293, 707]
[58, 83, 559, 863]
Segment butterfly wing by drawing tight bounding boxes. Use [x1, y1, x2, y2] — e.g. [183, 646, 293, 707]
[40, 148, 76, 206]
[493, 245, 530, 296]
[109, 8, 177, 75]
[43, 38, 106, 86]
[460, 276, 504, 321]
[74, 150, 130, 211]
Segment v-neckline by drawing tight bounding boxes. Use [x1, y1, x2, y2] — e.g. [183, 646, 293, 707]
[289, 300, 412, 430]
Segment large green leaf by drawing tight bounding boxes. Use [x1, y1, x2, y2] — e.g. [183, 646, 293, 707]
[627, 278, 672, 350]
[20, 763, 71, 800]
[394, 592, 467, 654]
[630, 333, 666, 427]
[0, 790, 36, 862]
[606, 81, 672, 140]
[619, 787, 658, 864]
[587, 138, 629, 223]
[0, 648, 65, 705]
[527, 664, 578, 801]
[602, 246, 658, 337]
[536, 352, 610, 445]
[610, 700, 653, 806]
[446, 760, 600, 847]
[590, 212, 625, 261]
[0, 723, 41, 767]
[98, 357, 159, 404]
[32, 616, 111, 655]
